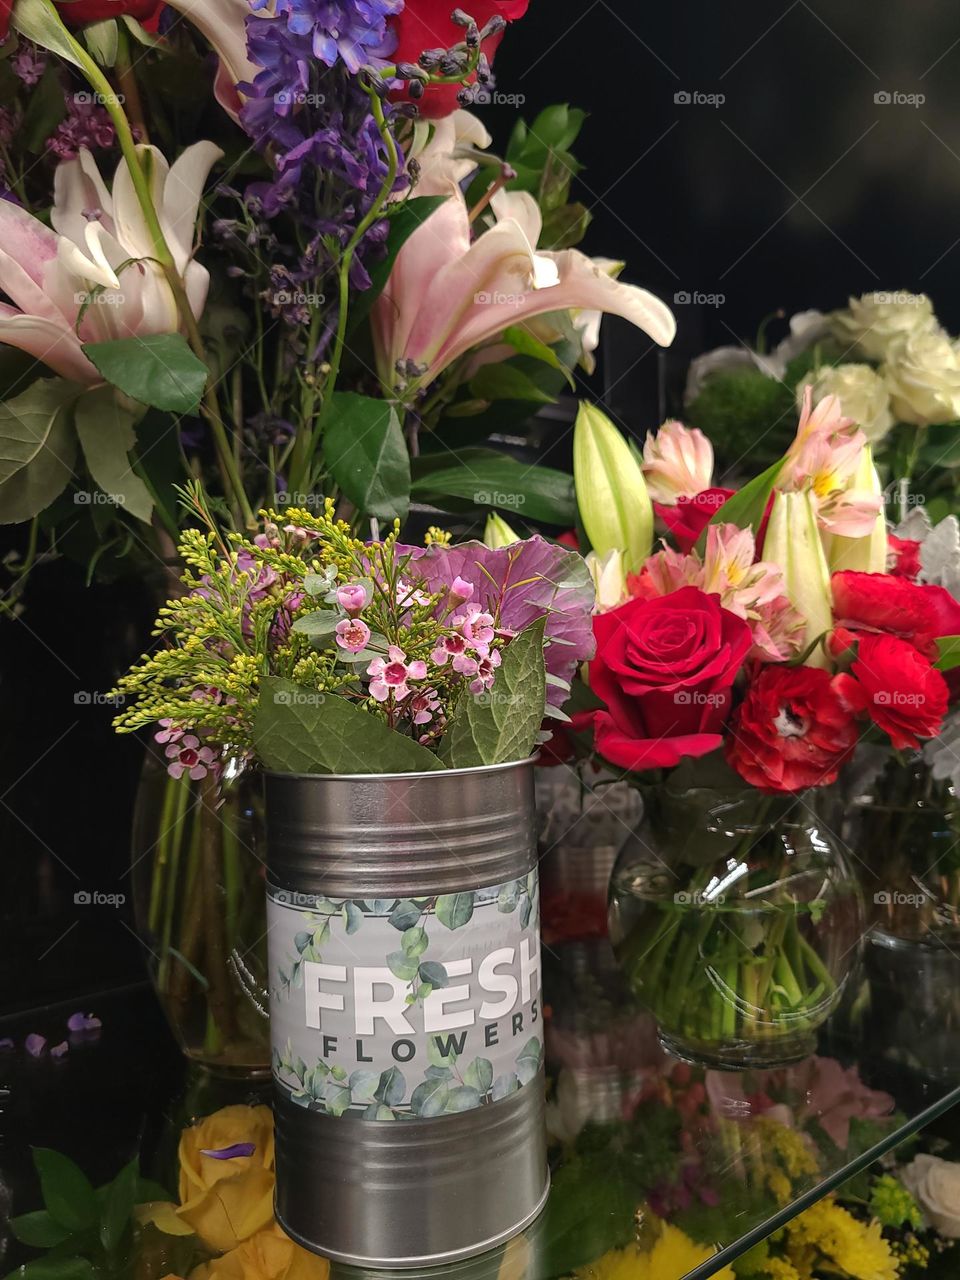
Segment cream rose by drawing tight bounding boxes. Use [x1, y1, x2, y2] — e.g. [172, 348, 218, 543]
[831, 291, 939, 361]
[882, 330, 960, 425]
[796, 363, 894, 443]
[901, 1154, 960, 1237]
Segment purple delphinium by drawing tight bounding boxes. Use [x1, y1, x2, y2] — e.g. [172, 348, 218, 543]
[398, 538, 597, 708]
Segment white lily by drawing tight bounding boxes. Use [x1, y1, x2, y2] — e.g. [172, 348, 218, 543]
[0, 142, 222, 384]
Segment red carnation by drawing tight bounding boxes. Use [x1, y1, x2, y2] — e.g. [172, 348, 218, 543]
[887, 534, 922, 580]
[836, 634, 948, 750]
[654, 487, 734, 554]
[53, 0, 162, 25]
[590, 585, 751, 773]
[390, 0, 529, 118]
[725, 665, 858, 792]
[831, 570, 960, 659]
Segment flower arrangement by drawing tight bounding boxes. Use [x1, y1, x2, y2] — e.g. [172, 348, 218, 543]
[0, 0, 675, 609]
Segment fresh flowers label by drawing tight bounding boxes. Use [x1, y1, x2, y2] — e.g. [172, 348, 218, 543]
[268, 876, 543, 1120]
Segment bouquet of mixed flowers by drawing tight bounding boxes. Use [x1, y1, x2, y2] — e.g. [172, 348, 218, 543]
[558, 390, 960, 1064]
[0, 0, 675, 607]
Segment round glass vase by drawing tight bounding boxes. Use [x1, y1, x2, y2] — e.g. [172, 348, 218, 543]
[608, 780, 864, 1069]
[131, 751, 270, 1074]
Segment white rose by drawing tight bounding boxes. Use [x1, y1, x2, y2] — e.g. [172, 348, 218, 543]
[901, 1155, 960, 1237]
[796, 363, 894, 443]
[883, 330, 960, 425]
[831, 290, 939, 361]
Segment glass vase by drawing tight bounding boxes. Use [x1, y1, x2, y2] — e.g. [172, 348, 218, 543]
[131, 750, 270, 1074]
[607, 776, 863, 1069]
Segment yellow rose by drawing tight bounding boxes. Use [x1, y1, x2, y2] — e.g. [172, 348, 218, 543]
[176, 1106, 276, 1252]
[190, 1225, 330, 1280]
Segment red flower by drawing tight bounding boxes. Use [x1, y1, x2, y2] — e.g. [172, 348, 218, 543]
[836, 634, 948, 750]
[53, 0, 162, 24]
[887, 534, 922, 580]
[654, 487, 734, 554]
[831, 570, 960, 659]
[725, 665, 858, 792]
[390, 0, 529, 118]
[0, 0, 11, 41]
[590, 585, 752, 772]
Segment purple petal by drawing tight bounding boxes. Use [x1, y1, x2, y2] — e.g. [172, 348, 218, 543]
[0, 1038, 14, 1051]
[200, 1143, 256, 1160]
[50, 1042, 69, 1060]
[25, 1033, 46, 1057]
[67, 1011, 101, 1033]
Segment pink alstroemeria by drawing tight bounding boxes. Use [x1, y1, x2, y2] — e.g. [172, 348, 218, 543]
[0, 142, 221, 383]
[367, 647, 427, 702]
[372, 169, 675, 392]
[642, 421, 715, 504]
[636, 524, 805, 663]
[335, 617, 371, 653]
[779, 386, 883, 536]
[165, 735, 218, 781]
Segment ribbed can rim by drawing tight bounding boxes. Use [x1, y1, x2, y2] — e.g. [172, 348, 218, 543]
[263, 755, 535, 784]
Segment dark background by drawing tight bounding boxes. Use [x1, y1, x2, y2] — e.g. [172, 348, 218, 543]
[5, 0, 960, 1011]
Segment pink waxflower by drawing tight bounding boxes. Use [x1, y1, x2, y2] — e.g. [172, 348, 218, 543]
[155, 719, 183, 745]
[335, 617, 371, 653]
[431, 633, 468, 665]
[165, 735, 218, 781]
[642, 421, 715, 503]
[457, 605, 496, 648]
[449, 576, 475, 605]
[337, 583, 370, 614]
[409, 688, 441, 726]
[469, 649, 502, 695]
[367, 646, 427, 702]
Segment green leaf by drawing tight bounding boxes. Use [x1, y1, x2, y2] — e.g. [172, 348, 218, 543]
[100, 1157, 138, 1254]
[11, 1261, 98, 1280]
[412, 457, 575, 525]
[937, 636, 960, 671]
[82, 334, 208, 414]
[463, 1057, 494, 1094]
[74, 387, 153, 524]
[342, 901, 363, 934]
[469, 362, 556, 405]
[696, 456, 785, 552]
[411, 1077, 448, 1116]
[83, 17, 118, 64]
[348, 195, 449, 333]
[348, 1070, 380, 1102]
[443, 1085, 481, 1113]
[11, 0, 84, 67]
[503, 326, 574, 386]
[491, 1073, 520, 1101]
[20, 63, 68, 153]
[375, 1066, 406, 1108]
[324, 1082, 353, 1116]
[253, 677, 443, 775]
[516, 1037, 542, 1084]
[136, 1178, 173, 1204]
[418, 960, 449, 988]
[291, 610, 339, 638]
[33, 1148, 98, 1233]
[9, 1210, 72, 1248]
[435, 893, 474, 931]
[0, 378, 78, 524]
[322, 392, 410, 521]
[389, 899, 422, 930]
[401, 925, 428, 957]
[440, 619, 546, 768]
[387, 950, 419, 982]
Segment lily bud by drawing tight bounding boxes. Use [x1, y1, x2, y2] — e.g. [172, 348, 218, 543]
[585, 549, 628, 613]
[573, 401, 653, 573]
[484, 511, 520, 548]
[825, 445, 888, 575]
[763, 491, 833, 668]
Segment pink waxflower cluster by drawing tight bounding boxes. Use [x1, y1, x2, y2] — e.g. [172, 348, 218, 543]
[431, 603, 502, 695]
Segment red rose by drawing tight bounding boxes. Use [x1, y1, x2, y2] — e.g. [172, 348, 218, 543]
[831, 570, 960, 659]
[654, 487, 734, 554]
[887, 534, 922, 580]
[0, 0, 11, 41]
[836, 634, 948, 750]
[590, 585, 752, 772]
[390, 0, 529, 118]
[725, 665, 857, 792]
[53, 0, 162, 25]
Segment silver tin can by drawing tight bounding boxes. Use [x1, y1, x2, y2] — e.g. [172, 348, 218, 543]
[265, 761, 549, 1268]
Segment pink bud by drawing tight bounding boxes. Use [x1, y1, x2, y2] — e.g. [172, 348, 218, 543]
[337, 583, 369, 615]
[449, 576, 475, 605]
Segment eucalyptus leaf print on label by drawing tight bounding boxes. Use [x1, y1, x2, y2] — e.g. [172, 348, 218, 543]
[267, 875, 543, 1119]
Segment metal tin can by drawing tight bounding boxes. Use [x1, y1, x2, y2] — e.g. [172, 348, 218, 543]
[265, 760, 549, 1268]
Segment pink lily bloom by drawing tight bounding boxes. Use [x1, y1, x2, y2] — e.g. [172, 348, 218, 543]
[0, 142, 221, 384]
[372, 170, 675, 392]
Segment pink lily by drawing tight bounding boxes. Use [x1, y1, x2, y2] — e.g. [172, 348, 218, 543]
[371, 177, 675, 392]
[0, 142, 221, 384]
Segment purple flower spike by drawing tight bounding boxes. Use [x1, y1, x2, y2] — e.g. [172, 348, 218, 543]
[67, 1011, 102, 1034]
[25, 1034, 46, 1057]
[200, 1142, 256, 1160]
[50, 1042, 69, 1060]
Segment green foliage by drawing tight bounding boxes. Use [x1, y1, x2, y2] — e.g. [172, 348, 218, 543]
[0, 378, 79, 524]
[74, 387, 153, 524]
[82, 334, 208, 414]
[412, 457, 576, 525]
[686, 368, 799, 473]
[504, 104, 592, 252]
[322, 392, 410, 521]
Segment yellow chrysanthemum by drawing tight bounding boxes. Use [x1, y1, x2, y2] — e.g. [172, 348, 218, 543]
[574, 1223, 735, 1280]
[786, 1201, 899, 1280]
